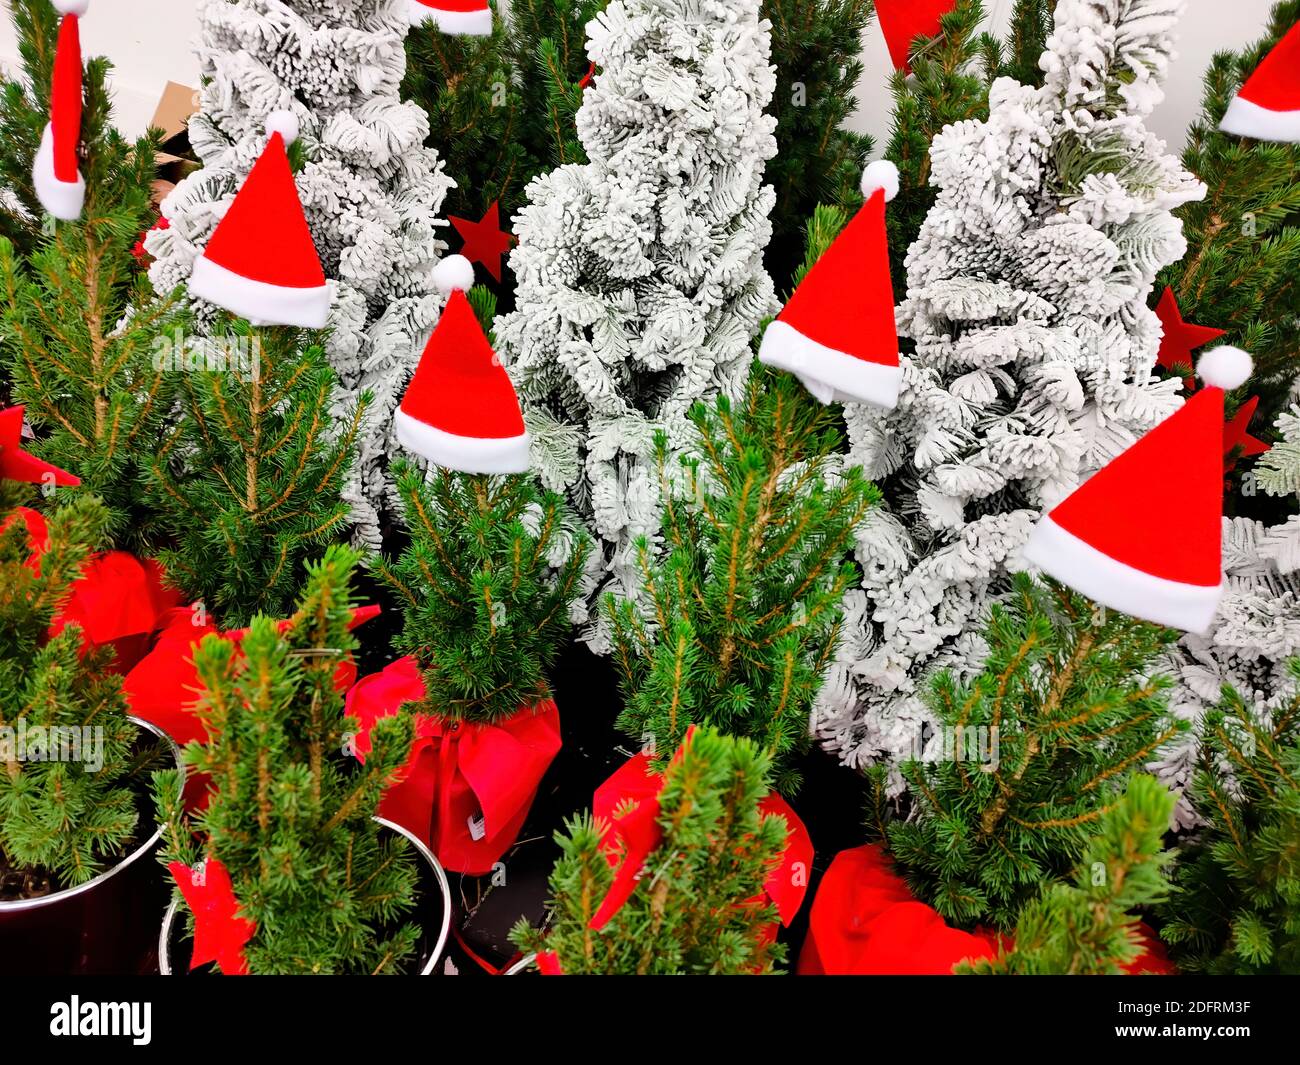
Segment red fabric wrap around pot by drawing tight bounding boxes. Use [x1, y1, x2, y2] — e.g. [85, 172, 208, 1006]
[798, 844, 1176, 975]
[345, 655, 562, 876]
[3, 506, 181, 673]
[591, 751, 814, 933]
[124, 604, 377, 749]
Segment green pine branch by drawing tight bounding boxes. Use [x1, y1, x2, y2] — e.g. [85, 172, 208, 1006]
[763, 0, 876, 286]
[1158, 1, 1300, 428]
[609, 362, 878, 793]
[376, 459, 589, 725]
[508, 0, 604, 168]
[0, 0, 185, 544]
[1161, 663, 1300, 974]
[403, 3, 537, 223]
[146, 322, 367, 624]
[885, 574, 1185, 929]
[960, 773, 1175, 975]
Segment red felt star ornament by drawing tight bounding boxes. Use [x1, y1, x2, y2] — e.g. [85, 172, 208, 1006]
[1155, 286, 1226, 391]
[0, 406, 79, 487]
[448, 201, 515, 283]
[1224, 395, 1271, 472]
[170, 857, 257, 975]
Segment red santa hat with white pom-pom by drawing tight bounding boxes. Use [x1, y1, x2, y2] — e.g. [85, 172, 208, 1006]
[188, 111, 330, 329]
[1022, 346, 1254, 635]
[394, 255, 531, 474]
[758, 160, 902, 409]
[1219, 21, 1300, 143]
[33, 0, 89, 221]
[406, 0, 491, 36]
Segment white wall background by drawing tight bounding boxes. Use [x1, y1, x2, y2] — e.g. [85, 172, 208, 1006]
[0, 0, 1280, 154]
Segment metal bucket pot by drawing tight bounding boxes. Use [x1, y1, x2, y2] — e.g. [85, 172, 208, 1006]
[158, 816, 453, 975]
[0, 718, 177, 975]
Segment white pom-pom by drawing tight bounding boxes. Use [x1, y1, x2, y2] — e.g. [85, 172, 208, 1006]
[53, 0, 89, 15]
[265, 110, 300, 146]
[860, 160, 900, 203]
[433, 254, 475, 294]
[1197, 346, 1252, 391]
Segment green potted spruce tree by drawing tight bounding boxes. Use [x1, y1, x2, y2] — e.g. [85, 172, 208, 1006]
[0, 457, 174, 973]
[512, 727, 793, 974]
[344, 258, 590, 951]
[798, 578, 1185, 975]
[154, 547, 452, 975]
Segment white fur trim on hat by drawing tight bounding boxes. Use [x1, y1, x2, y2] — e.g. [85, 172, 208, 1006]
[394, 408, 531, 475]
[860, 160, 900, 203]
[433, 254, 475, 294]
[53, 0, 89, 15]
[1219, 95, 1300, 143]
[406, 1, 492, 35]
[1197, 346, 1252, 391]
[758, 320, 901, 409]
[1022, 515, 1223, 635]
[265, 110, 300, 146]
[190, 253, 331, 330]
[33, 123, 85, 221]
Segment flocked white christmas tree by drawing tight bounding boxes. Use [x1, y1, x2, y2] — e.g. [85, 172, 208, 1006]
[1154, 400, 1300, 826]
[494, 0, 780, 646]
[147, 0, 454, 546]
[815, 0, 1205, 780]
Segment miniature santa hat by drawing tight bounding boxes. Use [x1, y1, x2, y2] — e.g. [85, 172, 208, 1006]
[188, 112, 330, 329]
[758, 161, 902, 409]
[394, 255, 530, 474]
[1219, 21, 1300, 143]
[876, 0, 957, 72]
[33, 1, 89, 221]
[1022, 347, 1254, 635]
[406, 0, 491, 35]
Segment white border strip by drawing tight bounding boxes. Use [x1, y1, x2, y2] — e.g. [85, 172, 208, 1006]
[759, 320, 901, 409]
[190, 253, 330, 329]
[33, 122, 85, 221]
[1022, 515, 1222, 635]
[394, 407, 531, 475]
[1219, 95, 1300, 143]
[406, 0, 492, 34]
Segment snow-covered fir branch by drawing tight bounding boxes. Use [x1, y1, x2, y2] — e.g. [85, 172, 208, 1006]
[815, 0, 1204, 787]
[495, 0, 780, 649]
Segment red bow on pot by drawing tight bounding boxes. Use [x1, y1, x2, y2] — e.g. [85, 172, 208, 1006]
[797, 844, 1176, 975]
[590, 749, 814, 934]
[3, 506, 181, 673]
[346, 655, 562, 876]
[124, 603, 379, 749]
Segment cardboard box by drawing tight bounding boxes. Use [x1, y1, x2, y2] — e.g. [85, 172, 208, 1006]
[150, 81, 200, 202]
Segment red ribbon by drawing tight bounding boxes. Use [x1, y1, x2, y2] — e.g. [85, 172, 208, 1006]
[589, 748, 814, 933]
[346, 656, 562, 876]
[797, 844, 1175, 975]
[124, 604, 377, 749]
[3, 506, 181, 673]
[169, 856, 256, 975]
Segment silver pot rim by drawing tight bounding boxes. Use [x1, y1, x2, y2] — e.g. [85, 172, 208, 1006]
[502, 953, 537, 975]
[158, 814, 453, 975]
[0, 716, 180, 914]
